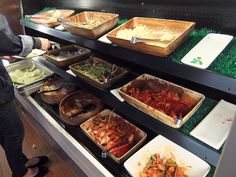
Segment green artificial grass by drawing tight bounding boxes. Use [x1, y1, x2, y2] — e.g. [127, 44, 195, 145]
[169, 28, 215, 63]
[209, 37, 236, 77]
[118, 18, 129, 26]
[169, 28, 236, 78]
[178, 98, 218, 177]
[179, 98, 217, 134]
[179, 98, 219, 177]
[207, 166, 216, 177]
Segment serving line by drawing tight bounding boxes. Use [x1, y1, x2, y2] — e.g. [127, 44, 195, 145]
[31, 56, 220, 167]
[15, 91, 114, 177]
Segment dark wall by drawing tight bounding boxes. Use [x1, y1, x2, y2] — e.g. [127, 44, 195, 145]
[21, 0, 236, 34]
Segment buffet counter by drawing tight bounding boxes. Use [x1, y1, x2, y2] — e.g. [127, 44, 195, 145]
[15, 89, 114, 177]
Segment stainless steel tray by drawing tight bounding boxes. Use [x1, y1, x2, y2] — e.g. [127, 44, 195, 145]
[6, 59, 54, 95]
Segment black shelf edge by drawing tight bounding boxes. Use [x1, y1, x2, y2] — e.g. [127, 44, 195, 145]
[34, 57, 221, 167]
[21, 20, 236, 99]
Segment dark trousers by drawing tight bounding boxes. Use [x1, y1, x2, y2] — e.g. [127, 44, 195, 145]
[0, 103, 28, 177]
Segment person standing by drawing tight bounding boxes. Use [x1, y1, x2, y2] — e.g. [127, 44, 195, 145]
[0, 14, 50, 177]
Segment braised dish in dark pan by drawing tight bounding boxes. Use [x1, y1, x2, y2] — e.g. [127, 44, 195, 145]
[59, 90, 103, 126]
[39, 76, 77, 105]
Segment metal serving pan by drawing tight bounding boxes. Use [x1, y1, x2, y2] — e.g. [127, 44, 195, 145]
[5, 59, 54, 95]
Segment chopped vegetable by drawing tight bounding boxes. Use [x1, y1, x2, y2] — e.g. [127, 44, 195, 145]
[140, 153, 188, 177]
[84, 111, 143, 158]
[9, 63, 45, 85]
[125, 81, 191, 119]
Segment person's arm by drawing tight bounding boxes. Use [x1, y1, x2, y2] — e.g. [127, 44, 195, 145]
[0, 31, 22, 55]
[0, 31, 51, 56]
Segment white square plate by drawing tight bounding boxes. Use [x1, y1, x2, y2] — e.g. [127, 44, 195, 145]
[181, 33, 233, 69]
[124, 135, 210, 177]
[190, 100, 236, 150]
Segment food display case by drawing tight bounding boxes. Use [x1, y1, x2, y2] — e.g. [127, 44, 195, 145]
[17, 0, 236, 176]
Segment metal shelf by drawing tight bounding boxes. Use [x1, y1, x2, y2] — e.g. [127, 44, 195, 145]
[21, 20, 236, 104]
[33, 57, 221, 167]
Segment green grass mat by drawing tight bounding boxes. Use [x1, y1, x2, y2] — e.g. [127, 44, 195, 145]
[169, 28, 236, 78]
[179, 98, 217, 134]
[118, 18, 129, 26]
[179, 98, 220, 177]
[207, 166, 216, 177]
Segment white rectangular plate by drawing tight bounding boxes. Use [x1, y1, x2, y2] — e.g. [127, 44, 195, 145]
[110, 88, 125, 102]
[98, 34, 112, 44]
[190, 100, 236, 150]
[181, 33, 233, 69]
[66, 69, 76, 76]
[124, 135, 210, 177]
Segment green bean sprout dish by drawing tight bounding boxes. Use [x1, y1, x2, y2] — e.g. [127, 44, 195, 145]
[73, 60, 118, 83]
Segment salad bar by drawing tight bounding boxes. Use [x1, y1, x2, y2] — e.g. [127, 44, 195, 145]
[13, 57, 221, 177]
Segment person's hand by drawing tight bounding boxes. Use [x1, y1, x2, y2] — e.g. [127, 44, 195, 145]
[38, 38, 51, 51]
[0, 56, 12, 60]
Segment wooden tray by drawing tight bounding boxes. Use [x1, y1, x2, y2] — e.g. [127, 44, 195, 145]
[80, 109, 147, 163]
[118, 74, 205, 128]
[45, 45, 91, 68]
[69, 57, 128, 90]
[27, 9, 75, 27]
[107, 17, 195, 57]
[60, 11, 119, 39]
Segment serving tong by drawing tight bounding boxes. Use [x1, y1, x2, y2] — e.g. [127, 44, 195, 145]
[101, 65, 118, 83]
[50, 41, 61, 50]
[130, 36, 168, 44]
[174, 117, 183, 127]
[38, 86, 61, 94]
[25, 14, 49, 20]
[57, 18, 89, 29]
[68, 99, 96, 120]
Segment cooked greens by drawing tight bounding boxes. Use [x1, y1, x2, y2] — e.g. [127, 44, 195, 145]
[74, 61, 118, 82]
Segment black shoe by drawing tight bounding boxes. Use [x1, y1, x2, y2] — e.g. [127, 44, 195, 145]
[25, 156, 49, 168]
